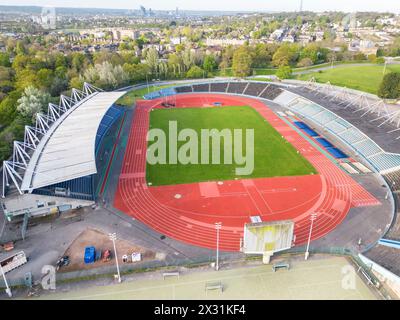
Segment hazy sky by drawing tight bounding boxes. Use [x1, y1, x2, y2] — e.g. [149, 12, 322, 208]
[1, 0, 399, 13]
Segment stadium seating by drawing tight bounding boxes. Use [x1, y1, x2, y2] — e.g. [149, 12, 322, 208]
[147, 82, 283, 102]
[316, 138, 334, 148]
[33, 175, 94, 201]
[243, 82, 268, 97]
[227, 82, 248, 94]
[313, 111, 338, 125]
[210, 82, 228, 93]
[259, 84, 283, 100]
[326, 148, 348, 159]
[384, 170, 400, 193]
[364, 244, 400, 277]
[354, 140, 383, 158]
[325, 121, 349, 134]
[192, 83, 210, 92]
[340, 128, 367, 145]
[286, 99, 400, 172]
[95, 105, 123, 151]
[175, 86, 193, 93]
[369, 153, 400, 173]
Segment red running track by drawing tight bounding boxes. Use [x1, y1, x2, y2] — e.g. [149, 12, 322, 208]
[114, 94, 381, 251]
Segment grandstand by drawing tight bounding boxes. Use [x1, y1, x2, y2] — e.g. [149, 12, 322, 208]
[270, 81, 400, 292]
[283, 97, 400, 174]
[163, 81, 283, 101]
[1, 83, 126, 220]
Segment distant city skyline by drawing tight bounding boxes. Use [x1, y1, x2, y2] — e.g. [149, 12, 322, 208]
[1, 0, 399, 13]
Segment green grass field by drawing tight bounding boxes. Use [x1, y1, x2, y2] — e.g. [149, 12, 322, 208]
[35, 257, 377, 300]
[146, 106, 316, 186]
[296, 64, 400, 94]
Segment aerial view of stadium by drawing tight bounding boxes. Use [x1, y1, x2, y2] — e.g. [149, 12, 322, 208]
[0, 0, 400, 308]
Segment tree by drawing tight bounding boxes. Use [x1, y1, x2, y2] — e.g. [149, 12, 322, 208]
[83, 61, 129, 90]
[300, 44, 319, 64]
[0, 53, 11, 67]
[297, 58, 313, 68]
[276, 66, 292, 80]
[186, 66, 205, 79]
[124, 63, 150, 82]
[182, 48, 195, 72]
[36, 68, 54, 90]
[0, 91, 20, 127]
[145, 47, 160, 75]
[232, 46, 253, 78]
[376, 57, 385, 64]
[71, 52, 87, 72]
[378, 72, 400, 99]
[272, 43, 299, 67]
[168, 54, 183, 77]
[203, 55, 218, 73]
[251, 43, 272, 68]
[367, 54, 377, 63]
[17, 86, 51, 122]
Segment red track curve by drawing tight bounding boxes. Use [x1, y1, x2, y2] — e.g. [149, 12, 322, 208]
[114, 94, 380, 251]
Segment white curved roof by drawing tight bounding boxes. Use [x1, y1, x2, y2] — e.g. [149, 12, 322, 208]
[21, 91, 126, 191]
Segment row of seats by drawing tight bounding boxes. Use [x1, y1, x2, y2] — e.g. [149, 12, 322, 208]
[364, 243, 400, 278]
[369, 153, 400, 173]
[192, 83, 210, 92]
[95, 105, 123, 151]
[243, 82, 267, 96]
[288, 99, 400, 172]
[33, 175, 94, 201]
[175, 86, 193, 93]
[170, 82, 283, 101]
[384, 170, 400, 193]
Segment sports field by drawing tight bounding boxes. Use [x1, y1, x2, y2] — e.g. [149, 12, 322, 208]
[296, 64, 400, 94]
[146, 106, 316, 186]
[37, 257, 377, 300]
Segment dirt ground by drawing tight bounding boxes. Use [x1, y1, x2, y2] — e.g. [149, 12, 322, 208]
[59, 228, 156, 272]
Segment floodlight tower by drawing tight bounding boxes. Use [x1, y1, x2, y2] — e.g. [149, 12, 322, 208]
[215, 222, 222, 271]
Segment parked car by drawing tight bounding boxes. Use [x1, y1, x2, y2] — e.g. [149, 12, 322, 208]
[102, 250, 111, 262]
[84, 246, 96, 264]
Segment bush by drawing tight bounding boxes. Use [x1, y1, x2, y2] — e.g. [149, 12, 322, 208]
[297, 58, 313, 68]
[353, 53, 367, 61]
[186, 66, 205, 79]
[378, 72, 400, 99]
[276, 66, 292, 79]
[367, 54, 377, 63]
[376, 57, 385, 64]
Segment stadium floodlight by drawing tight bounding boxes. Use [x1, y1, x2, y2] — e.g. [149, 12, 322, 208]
[305, 213, 317, 261]
[0, 265, 12, 298]
[215, 222, 222, 271]
[109, 233, 121, 283]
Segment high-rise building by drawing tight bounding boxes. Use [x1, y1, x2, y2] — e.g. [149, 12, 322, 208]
[40, 7, 56, 30]
[140, 6, 146, 16]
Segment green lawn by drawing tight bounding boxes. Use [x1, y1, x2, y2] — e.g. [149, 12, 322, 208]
[36, 257, 377, 300]
[146, 106, 316, 186]
[296, 64, 400, 94]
